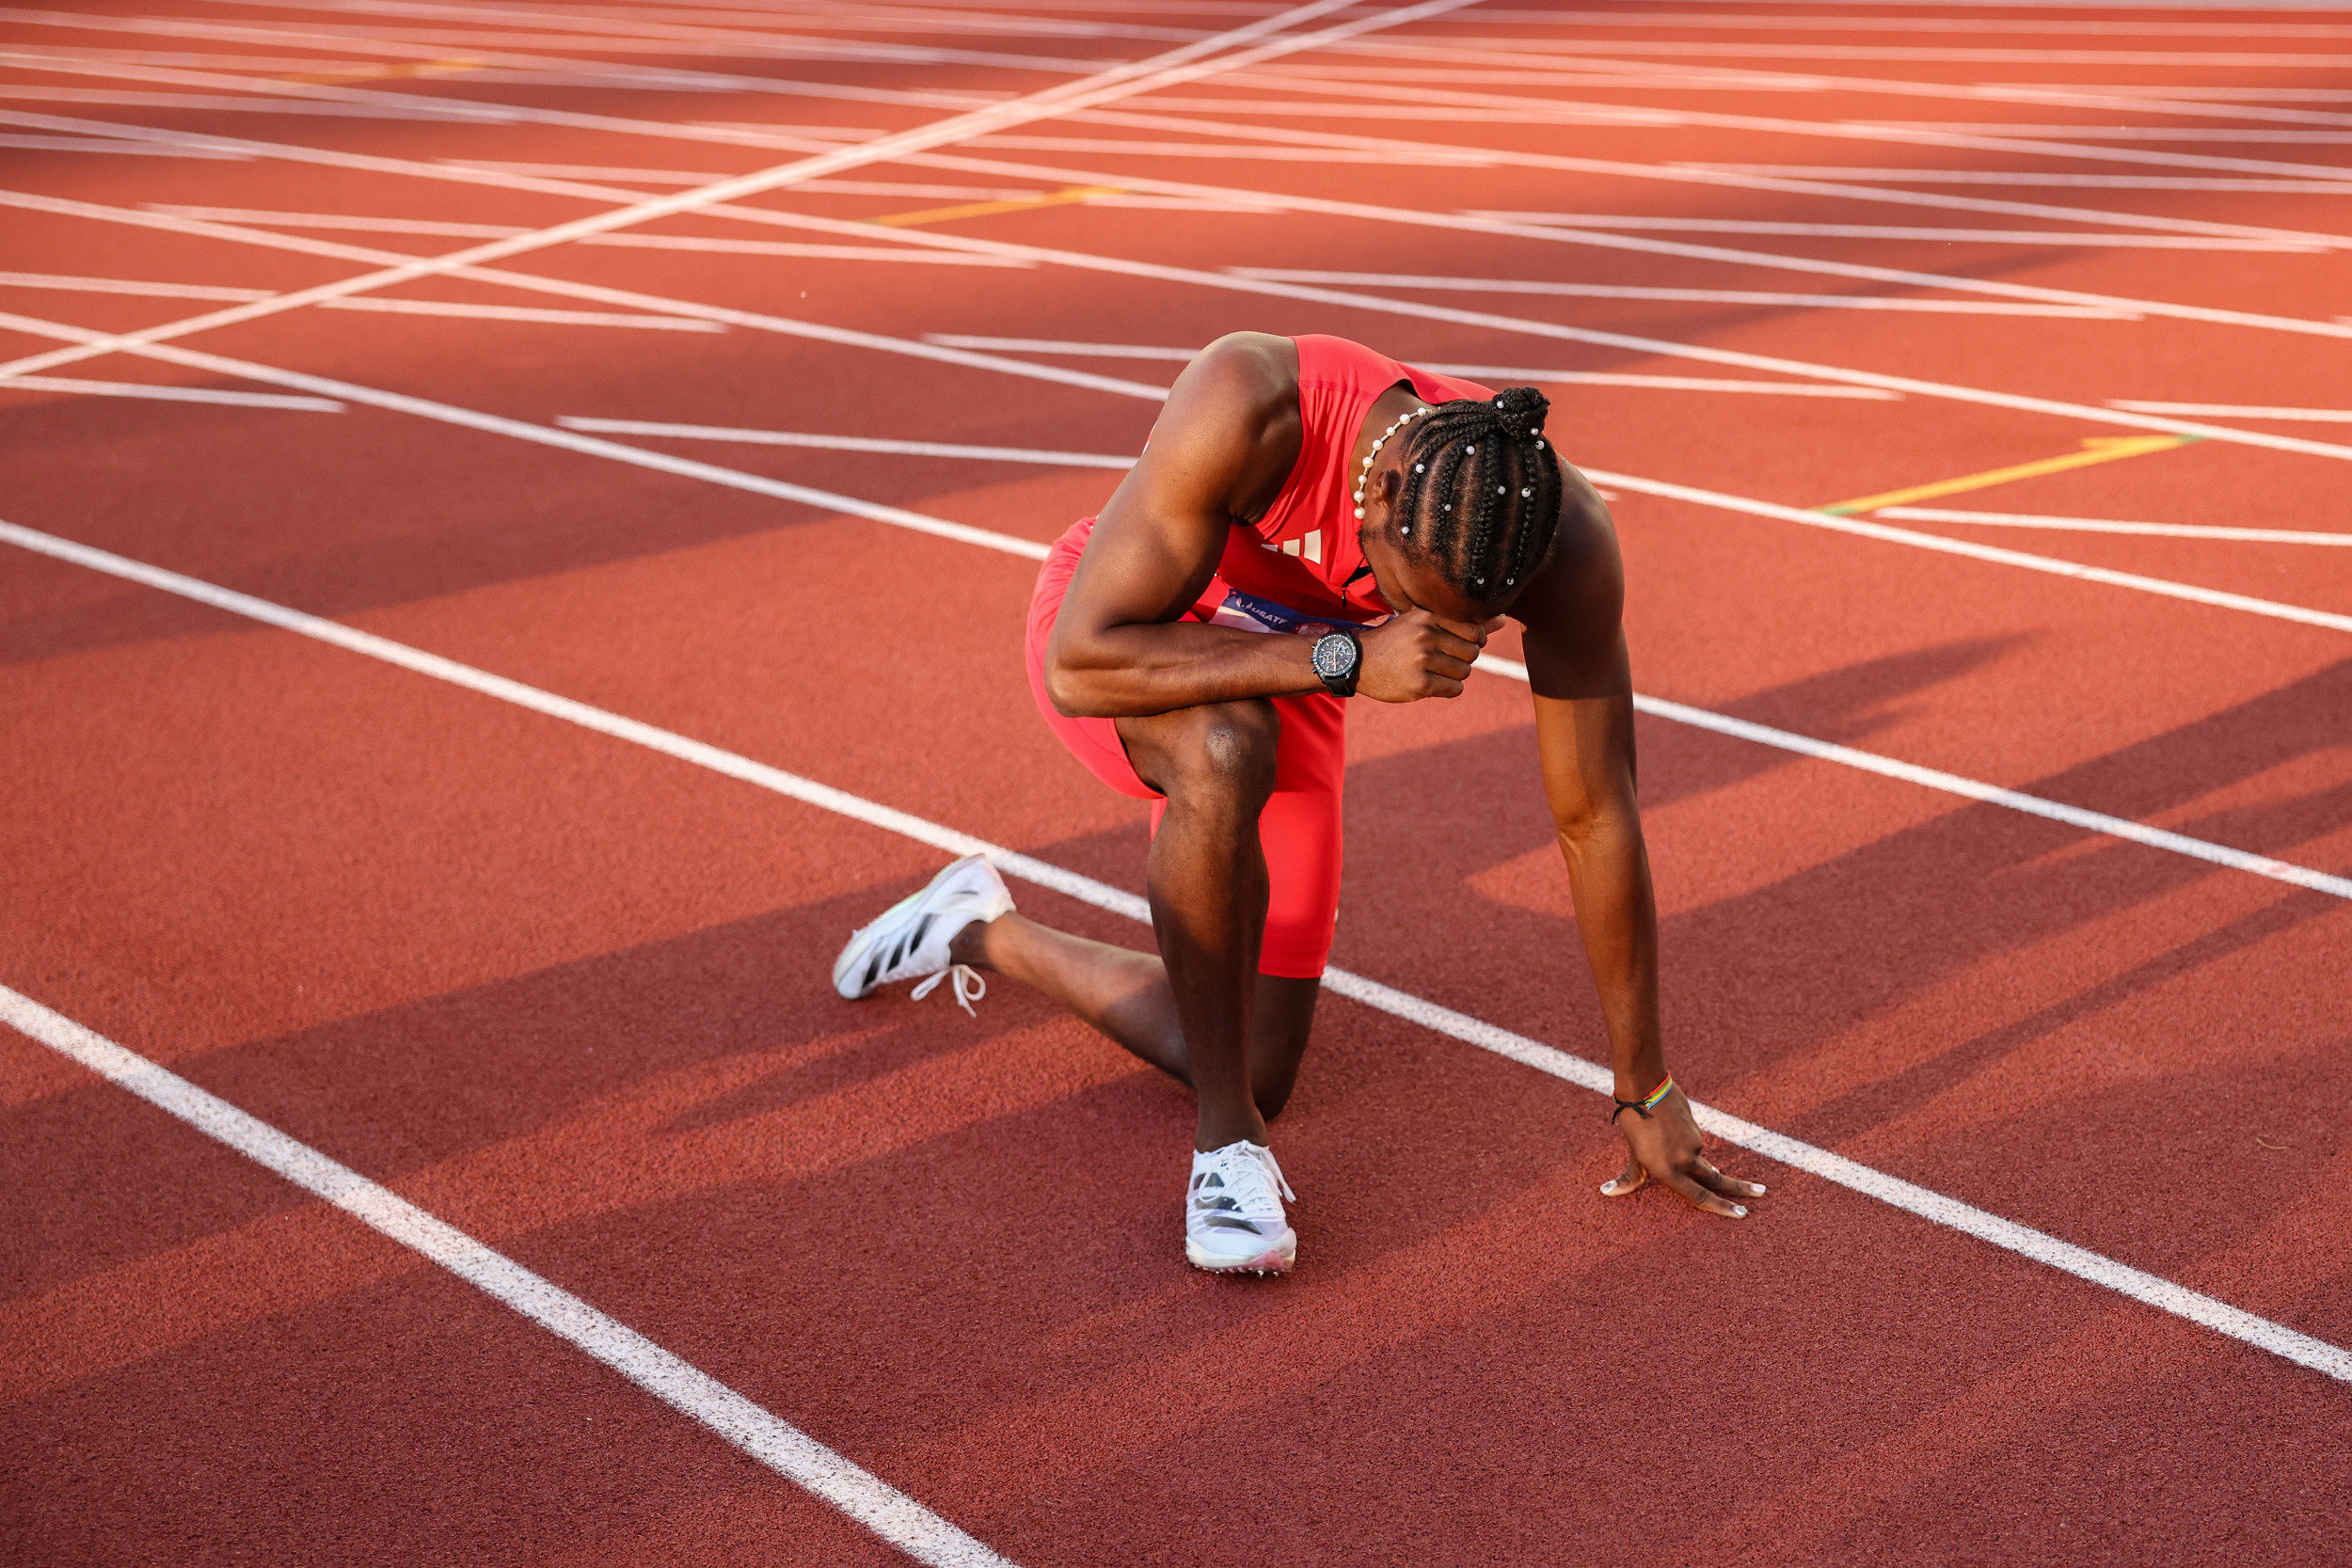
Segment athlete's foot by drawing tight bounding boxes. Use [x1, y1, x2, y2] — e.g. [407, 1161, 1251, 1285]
[832, 855, 1015, 1016]
[1184, 1139, 1297, 1275]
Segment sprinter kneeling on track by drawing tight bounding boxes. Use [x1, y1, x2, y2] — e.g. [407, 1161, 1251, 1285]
[834, 332, 1765, 1275]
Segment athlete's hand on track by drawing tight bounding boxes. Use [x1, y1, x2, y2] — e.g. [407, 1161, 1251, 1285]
[1356, 610, 1505, 703]
[1599, 1083, 1766, 1219]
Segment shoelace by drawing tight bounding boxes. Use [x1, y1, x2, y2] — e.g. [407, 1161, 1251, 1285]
[1202, 1142, 1296, 1217]
[1253, 1144, 1296, 1203]
[910, 963, 986, 1017]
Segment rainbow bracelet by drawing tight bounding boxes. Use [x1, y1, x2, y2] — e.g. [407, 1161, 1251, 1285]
[1610, 1073, 1675, 1124]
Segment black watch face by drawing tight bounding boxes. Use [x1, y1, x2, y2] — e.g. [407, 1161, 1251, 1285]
[1311, 633, 1358, 681]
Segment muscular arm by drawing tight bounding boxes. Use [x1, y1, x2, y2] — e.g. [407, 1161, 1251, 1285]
[1042, 334, 1326, 718]
[1516, 483, 1663, 1097]
[1519, 476, 1759, 1217]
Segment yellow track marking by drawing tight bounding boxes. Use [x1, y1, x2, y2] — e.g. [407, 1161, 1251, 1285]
[1817, 435, 2199, 516]
[866, 184, 1122, 230]
[278, 58, 484, 86]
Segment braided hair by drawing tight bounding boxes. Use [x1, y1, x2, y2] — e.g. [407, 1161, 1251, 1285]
[1391, 386, 1564, 603]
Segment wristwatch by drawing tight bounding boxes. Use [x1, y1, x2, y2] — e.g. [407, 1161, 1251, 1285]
[1309, 628, 1361, 698]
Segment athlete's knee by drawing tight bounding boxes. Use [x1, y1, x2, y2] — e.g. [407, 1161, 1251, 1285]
[1163, 701, 1279, 801]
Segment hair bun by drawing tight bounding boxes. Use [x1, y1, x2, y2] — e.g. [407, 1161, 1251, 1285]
[1489, 386, 1549, 443]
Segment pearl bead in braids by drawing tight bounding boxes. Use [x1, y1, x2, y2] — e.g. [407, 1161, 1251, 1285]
[1352, 404, 1430, 521]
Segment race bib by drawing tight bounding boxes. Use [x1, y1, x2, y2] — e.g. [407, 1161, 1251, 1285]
[1198, 585, 1375, 639]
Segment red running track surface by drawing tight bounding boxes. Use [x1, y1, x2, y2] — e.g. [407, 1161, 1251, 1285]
[3, 3, 2349, 1563]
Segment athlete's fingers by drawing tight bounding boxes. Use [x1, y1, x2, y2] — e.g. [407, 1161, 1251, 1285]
[1660, 1167, 1748, 1218]
[1424, 628, 1486, 662]
[1692, 1158, 1767, 1200]
[1427, 674, 1467, 699]
[1425, 653, 1476, 681]
[1425, 612, 1491, 647]
[1599, 1154, 1646, 1197]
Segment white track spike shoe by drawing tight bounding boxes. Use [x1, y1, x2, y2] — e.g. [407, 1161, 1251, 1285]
[1184, 1139, 1297, 1275]
[832, 855, 1014, 1017]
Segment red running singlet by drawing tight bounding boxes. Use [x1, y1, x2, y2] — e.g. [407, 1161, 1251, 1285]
[1024, 336, 1492, 978]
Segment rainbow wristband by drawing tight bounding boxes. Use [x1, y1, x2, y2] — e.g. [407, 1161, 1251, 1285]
[1611, 1073, 1675, 1124]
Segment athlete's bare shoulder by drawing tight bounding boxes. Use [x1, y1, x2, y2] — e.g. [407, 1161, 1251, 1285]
[1143, 333, 1302, 524]
[1178, 331, 1298, 411]
[1511, 458, 1625, 667]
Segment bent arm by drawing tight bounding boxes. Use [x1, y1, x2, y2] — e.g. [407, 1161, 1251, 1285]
[1043, 337, 1325, 718]
[1045, 547, 1327, 717]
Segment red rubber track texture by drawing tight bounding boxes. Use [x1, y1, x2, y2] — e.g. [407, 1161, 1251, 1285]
[4, 4, 2350, 1566]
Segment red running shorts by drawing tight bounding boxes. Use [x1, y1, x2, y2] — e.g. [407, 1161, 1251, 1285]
[1025, 517, 1345, 980]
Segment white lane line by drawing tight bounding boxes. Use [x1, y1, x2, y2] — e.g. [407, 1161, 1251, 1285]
[1137, 90, 1759, 114]
[0, 130, 245, 158]
[0, 85, 827, 132]
[1454, 212, 2319, 252]
[24, 9, 1004, 115]
[1586, 468, 2352, 638]
[0, 24, 995, 117]
[0, 987, 1018, 1568]
[1881, 508, 2352, 546]
[1228, 269, 2135, 318]
[2111, 401, 2352, 423]
[149, 204, 529, 237]
[488, 1, 1191, 46]
[924, 338, 1186, 361]
[314, 298, 726, 331]
[137, 208, 1031, 264]
[1517, 41, 2352, 66]
[968, 133, 1499, 165]
[580, 235, 1032, 264]
[0, 374, 342, 412]
[554, 418, 1136, 467]
[920, 336, 1896, 398]
[1686, 165, 2352, 192]
[0, 0, 1472, 380]
[795, 178, 1062, 198]
[1855, 125, 2352, 146]
[1165, 70, 1817, 90]
[1426, 365, 1894, 398]
[1463, 13, 2352, 40]
[206, 0, 1116, 73]
[441, 158, 734, 184]
[0, 272, 274, 302]
[3, 527, 2344, 1387]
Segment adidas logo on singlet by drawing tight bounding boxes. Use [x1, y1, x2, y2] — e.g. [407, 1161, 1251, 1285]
[1262, 528, 1323, 563]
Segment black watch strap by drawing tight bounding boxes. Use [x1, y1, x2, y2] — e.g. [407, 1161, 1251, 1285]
[1311, 629, 1361, 698]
